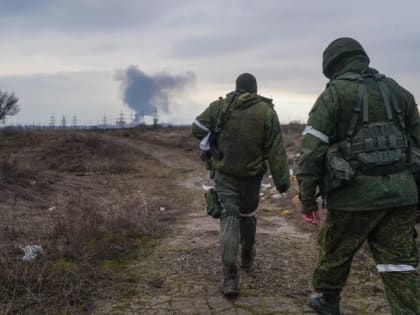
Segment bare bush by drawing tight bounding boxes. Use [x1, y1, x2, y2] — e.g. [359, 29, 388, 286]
[0, 158, 38, 188]
[0, 247, 95, 314]
[0, 157, 48, 205]
[0, 91, 19, 121]
[0, 187, 155, 314]
[52, 190, 154, 261]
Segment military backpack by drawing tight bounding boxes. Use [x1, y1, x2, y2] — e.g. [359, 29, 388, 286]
[323, 69, 420, 193]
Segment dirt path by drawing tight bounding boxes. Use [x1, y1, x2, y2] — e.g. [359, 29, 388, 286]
[95, 140, 393, 315]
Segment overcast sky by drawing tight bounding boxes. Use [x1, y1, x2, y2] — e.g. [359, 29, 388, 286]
[1, 0, 419, 126]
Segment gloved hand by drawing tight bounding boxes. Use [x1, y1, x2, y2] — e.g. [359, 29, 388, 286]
[302, 210, 321, 225]
[301, 199, 320, 225]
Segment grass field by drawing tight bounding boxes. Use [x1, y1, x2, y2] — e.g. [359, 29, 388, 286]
[0, 125, 418, 314]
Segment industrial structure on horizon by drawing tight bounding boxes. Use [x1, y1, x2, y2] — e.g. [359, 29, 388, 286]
[2, 108, 161, 130]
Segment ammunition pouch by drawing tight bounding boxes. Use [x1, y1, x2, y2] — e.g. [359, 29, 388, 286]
[205, 188, 223, 219]
[343, 122, 408, 172]
[408, 144, 420, 174]
[329, 71, 412, 179]
[335, 120, 410, 176]
[322, 144, 355, 194]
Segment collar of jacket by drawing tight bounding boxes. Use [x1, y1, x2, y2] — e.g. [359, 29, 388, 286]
[331, 55, 370, 80]
[226, 91, 271, 110]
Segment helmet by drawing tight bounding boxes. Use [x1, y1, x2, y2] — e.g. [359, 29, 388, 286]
[322, 37, 369, 77]
[236, 73, 257, 93]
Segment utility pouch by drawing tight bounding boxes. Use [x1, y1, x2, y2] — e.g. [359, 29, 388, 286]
[408, 145, 420, 173]
[205, 188, 222, 219]
[323, 144, 355, 194]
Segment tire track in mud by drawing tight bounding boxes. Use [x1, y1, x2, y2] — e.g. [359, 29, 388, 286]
[95, 140, 392, 315]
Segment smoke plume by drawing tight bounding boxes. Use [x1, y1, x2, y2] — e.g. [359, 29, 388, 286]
[116, 66, 195, 122]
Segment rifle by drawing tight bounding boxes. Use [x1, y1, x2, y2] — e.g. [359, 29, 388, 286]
[200, 150, 215, 179]
[200, 92, 239, 179]
[200, 133, 223, 179]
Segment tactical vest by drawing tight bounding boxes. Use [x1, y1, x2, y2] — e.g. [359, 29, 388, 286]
[333, 70, 408, 176]
[213, 96, 270, 177]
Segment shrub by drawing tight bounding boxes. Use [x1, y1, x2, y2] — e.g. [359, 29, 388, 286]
[0, 188, 154, 314]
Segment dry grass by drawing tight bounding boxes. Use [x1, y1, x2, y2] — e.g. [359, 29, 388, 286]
[0, 190, 153, 314]
[41, 132, 151, 174]
[112, 126, 199, 158]
[0, 128, 178, 314]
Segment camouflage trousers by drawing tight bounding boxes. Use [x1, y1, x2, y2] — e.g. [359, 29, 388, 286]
[314, 206, 420, 315]
[214, 171, 262, 267]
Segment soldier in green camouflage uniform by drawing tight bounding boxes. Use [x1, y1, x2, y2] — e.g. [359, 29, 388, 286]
[192, 73, 290, 297]
[297, 38, 420, 315]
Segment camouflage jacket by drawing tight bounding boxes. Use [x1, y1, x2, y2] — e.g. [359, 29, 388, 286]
[192, 91, 290, 193]
[297, 57, 420, 212]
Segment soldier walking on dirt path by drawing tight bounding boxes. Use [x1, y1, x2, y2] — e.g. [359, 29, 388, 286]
[192, 73, 290, 298]
[297, 37, 420, 315]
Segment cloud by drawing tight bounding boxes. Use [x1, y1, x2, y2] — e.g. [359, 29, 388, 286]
[0, 0, 179, 33]
[0, 0, 419, 125]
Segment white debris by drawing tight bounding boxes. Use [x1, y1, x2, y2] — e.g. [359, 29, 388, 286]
[272, 194, 283, 200]
[47, 206, 56, 212]
[316, 196, 324, 208]
[289, 169, 294, 176]
[159, 207, 166, 212]
[261, 183, 272, 190]
[21, 245, 43, 262]
[201, 184, 214, 191]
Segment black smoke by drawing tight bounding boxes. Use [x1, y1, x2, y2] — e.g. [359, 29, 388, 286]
[116, 66, 195, 122]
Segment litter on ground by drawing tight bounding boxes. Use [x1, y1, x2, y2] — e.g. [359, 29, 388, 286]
[21, 245, 44, 262]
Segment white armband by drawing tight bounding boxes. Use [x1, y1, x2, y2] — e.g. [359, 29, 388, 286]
[193, 119, 210, 132]
[303, 126, 329, 144]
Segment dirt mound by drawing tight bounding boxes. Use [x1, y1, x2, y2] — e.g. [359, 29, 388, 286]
[112, 126, 199, 156]
[0, 130, 158, 204]
[41, 132, 152, 174]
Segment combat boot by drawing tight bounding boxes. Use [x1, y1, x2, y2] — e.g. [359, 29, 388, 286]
[241, 246, 256, 271]
[308, 293, 341, 315]
[222, 265, 239, 298]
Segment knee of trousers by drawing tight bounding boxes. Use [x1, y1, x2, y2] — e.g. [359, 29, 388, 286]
[220, 203, 240, 218]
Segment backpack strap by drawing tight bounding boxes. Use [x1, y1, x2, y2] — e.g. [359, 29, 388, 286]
[347, 76, 365, 138]
[362, 83, 369, 125]
[345, 70, 405, 136]
[376, 78, 406, 131]
[377, 81, 395, 123]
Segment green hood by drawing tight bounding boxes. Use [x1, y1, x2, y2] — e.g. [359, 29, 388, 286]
[225, 91, 272, 110]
